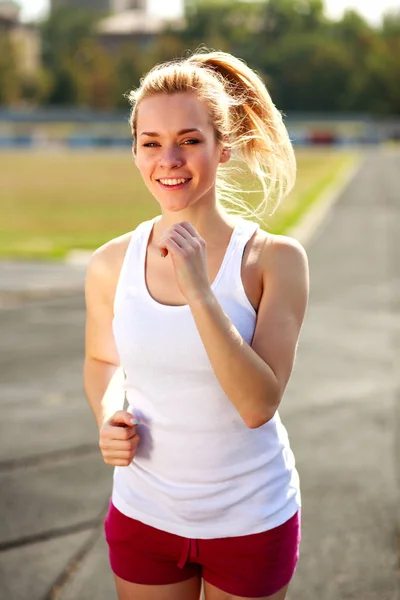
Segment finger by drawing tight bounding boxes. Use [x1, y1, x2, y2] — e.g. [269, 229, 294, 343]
[175, 225, 205, 253]
[105, 459, 133, 466]
[179, 222, 205, 249]
[174, 224, 196, 243]
[160, 232, 185, 249]
[102, 450, 134, 459]
[164, 237, 183, 253]
[107, 426, 138, 441]
[177, 222, 199, 238]
[158, 235, 185, 257]
[168, 233, 201, 258]
[109, 411, 139, 427]
[158, 237, 171, 257]
[99, 438, 138, 451]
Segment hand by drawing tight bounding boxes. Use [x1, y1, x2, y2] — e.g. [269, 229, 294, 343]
[99, 410, 140, 466]
[157, 222, 212, 305]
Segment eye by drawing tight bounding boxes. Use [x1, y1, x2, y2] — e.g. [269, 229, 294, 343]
[183, 139, 201, 145]
[143, 142, 159, 147]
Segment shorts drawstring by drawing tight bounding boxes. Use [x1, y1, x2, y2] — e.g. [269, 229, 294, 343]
[178, 537, 198, 568]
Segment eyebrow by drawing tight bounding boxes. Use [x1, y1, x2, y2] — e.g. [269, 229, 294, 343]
[139, 128, 202, 137]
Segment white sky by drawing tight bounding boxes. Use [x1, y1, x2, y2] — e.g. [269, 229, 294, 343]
[19, 0, 183, 21]
[18, 0, 400, 24]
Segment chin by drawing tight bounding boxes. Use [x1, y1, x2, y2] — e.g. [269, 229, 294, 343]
[159, 198, 194, 212]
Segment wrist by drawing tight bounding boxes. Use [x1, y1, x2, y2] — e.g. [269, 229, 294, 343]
[97, 418, 106, 432]
[97, 412, 110, 431]
[188, 289, 216, 309]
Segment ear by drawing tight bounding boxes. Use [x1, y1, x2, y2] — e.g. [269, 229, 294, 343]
[132, 143, 137, 164]
[219, 146, 231, 165]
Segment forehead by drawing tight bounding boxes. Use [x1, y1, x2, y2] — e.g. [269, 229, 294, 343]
[136, 92, 212, 134]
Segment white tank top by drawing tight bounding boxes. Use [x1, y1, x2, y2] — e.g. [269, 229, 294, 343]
[111, 215, 301, 538]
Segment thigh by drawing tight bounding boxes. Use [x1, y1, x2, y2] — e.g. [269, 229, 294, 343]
[104, 501, 200, 586]
[200, 511, 301, 599]
[203, 580, 289, 600]
[115, 574, 202, 600]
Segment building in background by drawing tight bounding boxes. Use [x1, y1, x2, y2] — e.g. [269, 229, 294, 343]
[113, 0, 147, 10]
[50, 0, 147, 13]
[50, 0, 111, 12]
[97, 0, 184, 53]
[0, 0, 41, 76]
[0, 0, 18, 23]
[47, 0, 183, 52]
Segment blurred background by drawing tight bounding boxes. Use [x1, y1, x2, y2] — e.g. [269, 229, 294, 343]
[0, 0, 399, 257]
[0, 1, 399, 599]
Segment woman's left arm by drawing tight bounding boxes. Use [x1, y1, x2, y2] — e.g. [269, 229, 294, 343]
[189, 236, 309, 429]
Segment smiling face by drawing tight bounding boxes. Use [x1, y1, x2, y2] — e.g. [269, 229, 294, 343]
[134, 92, 230, 214]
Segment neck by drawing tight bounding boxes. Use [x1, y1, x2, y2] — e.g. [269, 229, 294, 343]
[154, 205, 238, 248]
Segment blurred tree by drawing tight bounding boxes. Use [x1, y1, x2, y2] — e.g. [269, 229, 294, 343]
[258, 0, 326, 41]
[145, 32, 187, 66]
[378, 9, 400, 114]
[112, 41, 154, 109]
[362, 36, 400, 115]
[40, 6, 105, 105]
[0, 34, 21, 105]
[73, 39, 116, 109]
[381, 8, 400, 39]
[181, 0, 237, 49]
[17, 0, 398, 115]
[181, 0, 399, 115]
[20, 68, 54, 105]
[241, 0, 329, 90]
[40, 6, 102, 70]
[324, 10, 376, 112]
[264, 33, 353, 111]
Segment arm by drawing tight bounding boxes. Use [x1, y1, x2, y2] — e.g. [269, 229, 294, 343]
[84, 244, 140, 466]
[189, 236, 309, 429]
[83, 247, 124, 430]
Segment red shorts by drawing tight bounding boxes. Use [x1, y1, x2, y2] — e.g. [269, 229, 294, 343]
[104, 501, 301, 598]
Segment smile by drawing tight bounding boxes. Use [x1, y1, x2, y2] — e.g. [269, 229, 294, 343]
[157, 178, 192, 190]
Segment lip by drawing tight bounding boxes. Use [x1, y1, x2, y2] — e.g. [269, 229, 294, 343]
[156, 178, 192, 191]
[156, 177, 192, 181]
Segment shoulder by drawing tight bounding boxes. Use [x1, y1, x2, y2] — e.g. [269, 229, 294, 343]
[255, 229, 309, 311]
[85, 226, 139, 303]
[248, 226, 308, 273]
[260, 231, 308, 272]
[87, 231, 132, 278]
[88, 219, 151, 272]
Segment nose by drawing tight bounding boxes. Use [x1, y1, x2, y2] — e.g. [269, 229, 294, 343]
[159, 145, 184, 169]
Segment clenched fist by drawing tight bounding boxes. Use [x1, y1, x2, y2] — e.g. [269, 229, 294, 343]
[99, 410, 140, 466]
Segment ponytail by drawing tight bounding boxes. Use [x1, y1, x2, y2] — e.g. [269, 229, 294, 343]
[187, 50, 296, 219]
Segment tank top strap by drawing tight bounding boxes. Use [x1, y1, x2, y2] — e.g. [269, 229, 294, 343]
[113, 217, 157, 316]
[214, 218, 260, 304]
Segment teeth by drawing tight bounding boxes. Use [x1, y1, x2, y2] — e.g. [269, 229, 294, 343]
[159, 178, 187, 186]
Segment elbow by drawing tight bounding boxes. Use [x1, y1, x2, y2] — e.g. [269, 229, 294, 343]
[244, 404, 278, 429]
[244, 391, 281, 429]
[245, 411, 276, 429]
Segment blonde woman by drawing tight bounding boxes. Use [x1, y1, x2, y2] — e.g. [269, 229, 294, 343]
[84, 49, 309, 600]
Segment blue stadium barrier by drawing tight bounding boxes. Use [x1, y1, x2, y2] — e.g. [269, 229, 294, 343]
[0, 136, 33, 148]
[66, 136, 132, 148]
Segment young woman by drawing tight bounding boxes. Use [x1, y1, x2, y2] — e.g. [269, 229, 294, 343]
[84, 50, 309, 600]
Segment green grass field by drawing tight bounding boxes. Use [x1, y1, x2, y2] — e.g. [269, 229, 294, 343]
[0, 148, 359, 260]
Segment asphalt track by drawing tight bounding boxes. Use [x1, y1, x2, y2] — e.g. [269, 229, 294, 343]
[0, 147, 399, 599]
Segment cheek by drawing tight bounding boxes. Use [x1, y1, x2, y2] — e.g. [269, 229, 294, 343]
[135, 154, 153, 177]
[197, 152, 219, 183]
[196, 145, 217, 169]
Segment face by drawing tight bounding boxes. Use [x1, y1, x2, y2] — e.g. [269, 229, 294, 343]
[134, 92, 230, 213]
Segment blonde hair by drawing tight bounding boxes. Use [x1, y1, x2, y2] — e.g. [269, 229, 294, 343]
[126, 49, 296, 221]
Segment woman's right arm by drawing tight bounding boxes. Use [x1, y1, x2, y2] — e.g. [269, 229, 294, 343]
[83, 245, 140, 466]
